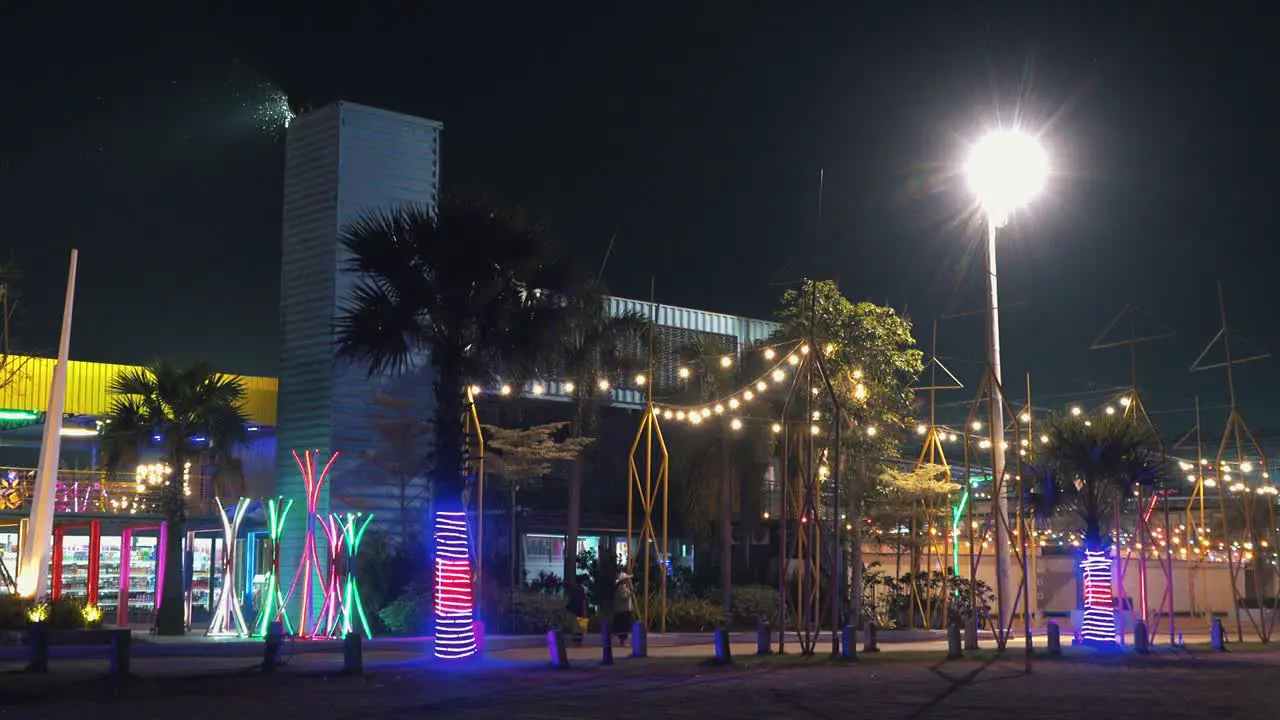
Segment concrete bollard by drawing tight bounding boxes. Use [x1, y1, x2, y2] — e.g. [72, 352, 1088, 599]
[1132, 621, 1149, 655]
[1211, 618, 1226, 652]
[26, 622, 49, 674]
[343, 632, 363, 674]
[756, 621, 772, 655]
[631, 621, 648, 658]
[841, 625, 857, 661]
[714, 626, 732, 664]
[863, 621, 879, 652]
[547, 628, 569, 668]
[1046, 621, 1062, 658]
[262, 621, 283, 672]
[947, 623, 963, 660]
[600, 620, 614, 666]
[109, 629, 132, 680]
[964, 617, 979, 650]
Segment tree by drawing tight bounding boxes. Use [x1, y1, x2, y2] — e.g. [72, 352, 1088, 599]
[770, 279, 924, 625]
[537, 279, 647, 580]
[1025, 412, 1161, 643]
[361, 394, 431, 549]
[99, 361, 249, 635]
[483, 421, 592, 587]
[666, 333, 770, 616]
[335, 199, 565, 511]
[869, 463, 956, 626]
[1025, 413, 1161, 548]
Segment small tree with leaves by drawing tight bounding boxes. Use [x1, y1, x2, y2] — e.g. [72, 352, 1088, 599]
[483, 422, 593, 587]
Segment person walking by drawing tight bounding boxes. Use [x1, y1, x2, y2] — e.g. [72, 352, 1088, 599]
[565, 575, 589, 646]
[613, 572, 635, 646]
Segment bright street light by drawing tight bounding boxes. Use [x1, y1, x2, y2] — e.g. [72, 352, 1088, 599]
[965, 130, 1048, 228]
[963, 128, 1048, 644]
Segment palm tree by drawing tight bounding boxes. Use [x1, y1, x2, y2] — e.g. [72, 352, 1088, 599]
[335, 200, 564, 512]
[545, 280, 647, 581]
[1025, 413, 1161, 642]
[99, 361, 249, 636]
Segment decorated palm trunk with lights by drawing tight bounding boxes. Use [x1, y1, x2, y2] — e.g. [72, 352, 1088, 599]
[1079, 543, 1117, 645]
[283, 449, 338, 638]
[252, 496, 294, 636]
[207, 497, 250, 637]
[433, 507, 477, 659]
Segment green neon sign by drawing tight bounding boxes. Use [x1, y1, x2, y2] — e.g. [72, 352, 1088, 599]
[0, 409, 39, 422]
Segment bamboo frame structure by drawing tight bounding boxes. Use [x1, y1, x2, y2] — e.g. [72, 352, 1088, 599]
[961, 365, 1032, 670]
[1190, 283, 1276, 643]
[627, 290, 670, 632]
[1091, 303, 1177, 644]
[911, 320, 965, 630]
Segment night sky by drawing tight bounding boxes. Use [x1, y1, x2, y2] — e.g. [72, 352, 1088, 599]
[3, 3, 1278, 441]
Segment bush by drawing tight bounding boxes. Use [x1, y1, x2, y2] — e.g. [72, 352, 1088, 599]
[46, 598, 88, 630]
[378, 582, 433, 636]
[525, 571, 563, 595]
[0, 595, 30, 631]
[663, 598, 725, 632]
[502, 591, 566, 635]
[729, 585, 779, 628]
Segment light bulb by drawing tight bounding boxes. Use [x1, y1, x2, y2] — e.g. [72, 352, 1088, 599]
[720, 356, 732, 368]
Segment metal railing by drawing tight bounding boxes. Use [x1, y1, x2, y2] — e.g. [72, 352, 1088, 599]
[0, 467, 215, 517]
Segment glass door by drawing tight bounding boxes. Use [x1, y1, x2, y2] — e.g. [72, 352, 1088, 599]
[127, 536, 158, 624]
[0, 532, 18, 594]
[190, 537, 215, 624]
[99, 536, 123, 618]
[60, 535, 91, 602]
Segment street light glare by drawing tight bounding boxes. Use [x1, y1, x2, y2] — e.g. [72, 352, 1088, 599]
[965, 130, 1048, 227]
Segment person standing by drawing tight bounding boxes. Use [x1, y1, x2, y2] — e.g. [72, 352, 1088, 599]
[613, 572, 635, 646]
[565, 575, 589, 646]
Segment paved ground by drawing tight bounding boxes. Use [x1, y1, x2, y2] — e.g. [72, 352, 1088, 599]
[1, 643, 1275, 719]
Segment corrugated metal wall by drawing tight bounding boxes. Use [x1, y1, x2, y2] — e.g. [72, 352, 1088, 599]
[276, 102, 443, 579]
[0, 355, 276, 425]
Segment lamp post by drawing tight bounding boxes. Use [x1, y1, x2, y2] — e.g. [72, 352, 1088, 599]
[964, 131, 1047, 637]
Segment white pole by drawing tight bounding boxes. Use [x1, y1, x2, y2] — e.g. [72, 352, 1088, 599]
[17, 249, 78, 598]
[984, 220, 1013, 637]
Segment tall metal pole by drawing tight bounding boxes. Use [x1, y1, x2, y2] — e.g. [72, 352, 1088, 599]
[983, 219, 1013, 637]
[18, 249, 78, 598]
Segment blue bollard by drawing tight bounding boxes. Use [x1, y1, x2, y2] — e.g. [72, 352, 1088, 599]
[1211, 618, 1226, 652]
[631, 621, 648, 658]
[343, 632, 363, 674]
[714, 626, 732, 664]
[547, 628, 569, 668]
[1133, 621, 1149, 655]
[841, 625, 857, 661]
[757, 621, 772, 656]
[109, 629, 132, 680]
[1046, 621, 1062, 658]
[600, 620, 614, 666]
[27, 622, 49, 674]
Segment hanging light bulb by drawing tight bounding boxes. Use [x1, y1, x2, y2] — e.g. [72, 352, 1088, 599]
[1120, 396, 1132, 407]
[1105, 406, 1116, 415]
[756, 381, 768, 392]
[676, 411, 686, 420]
[866, 426, 878, 437]
[743, 390, 754, 401]
[812, 410, 822, 421]
[787, 354, 799, 366]
[678, 367, 691, 379]
[469, 385, 483, 396]
[532, 383, 545, 395]
[729, 398, 740, 410]
[1070, 406, 1082, 416]
[1019, 412, 1031, 423]
[714, 404, 725, 414]
[500, 384, 512, 396]
[730, 418, 743, 431]
[853, 383, 867, 401]
[700, 407, 711, 418]
[771, 423, 782, 434]
[810, 425, 821, 435]
[772, 369, 786, 382]
[799, 345, 810, 355]
[634, 373, 646, 386]
[852, 369, 863, 380]
[720, 355, 733, 368]
[563, 381, 575, 393]
[971, 420, 982, 431]
[916, 424, 928, 435]
[764, 348, 776, 360]
[663, 410, 674, 420]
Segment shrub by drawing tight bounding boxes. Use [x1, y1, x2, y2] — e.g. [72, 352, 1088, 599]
[0, 595, 30, 631]
[378, 582, 433, 636]
[502, 591, 566, 635]
[46, 598, 87, 630]
[525, 571, 564, 595]
[729, 585, 780, 628]
[663, 598, 725, 632]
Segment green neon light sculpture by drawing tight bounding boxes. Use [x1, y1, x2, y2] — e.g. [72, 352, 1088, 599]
[252, 496, 295, 637]
[332, 511, 374, 639]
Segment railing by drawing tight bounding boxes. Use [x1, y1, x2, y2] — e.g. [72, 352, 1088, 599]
[0, 468, 216, 517]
